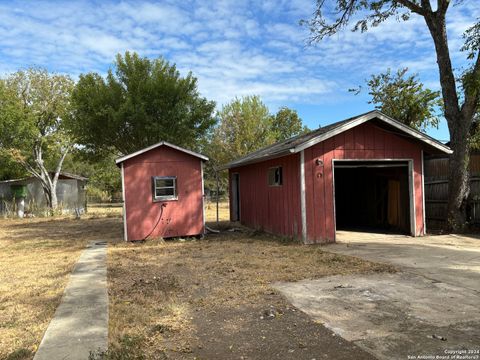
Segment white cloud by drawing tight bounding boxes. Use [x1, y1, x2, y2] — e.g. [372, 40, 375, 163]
[0, 0, 477, 113]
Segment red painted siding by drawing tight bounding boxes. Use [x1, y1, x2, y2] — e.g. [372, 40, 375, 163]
[306, 122, 424, 243]
[230, 121, 426, 244]
[229, 154, 302, 240]
[123, 146, 204, 241]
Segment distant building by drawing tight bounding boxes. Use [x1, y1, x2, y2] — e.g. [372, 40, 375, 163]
[0, 172, 88, 216]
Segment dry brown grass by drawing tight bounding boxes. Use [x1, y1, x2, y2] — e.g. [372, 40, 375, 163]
[204, 201, 230, 222]
[87, 203, 123, 217]
[0, 202, 392, 360]
[86, 200, 229, 222]
[108, 227, 394, 358]
[0, 212, 122, 360]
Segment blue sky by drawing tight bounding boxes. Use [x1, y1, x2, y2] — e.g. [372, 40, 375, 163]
[1, 0, 478, 142]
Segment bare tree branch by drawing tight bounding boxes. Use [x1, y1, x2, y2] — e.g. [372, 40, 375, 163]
[394, 0, 427, 15]
[437, 0, 450, 15]
[52, 146, 70, 186]
[421, 0, 433, 12]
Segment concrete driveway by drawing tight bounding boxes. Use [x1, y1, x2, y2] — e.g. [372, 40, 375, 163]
[274, 232, 480, 360]
[334, 231, 480, 292]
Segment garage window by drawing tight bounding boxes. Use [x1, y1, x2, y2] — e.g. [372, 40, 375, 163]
[153, 176, 177, 201]
[268, 166, 282, 186]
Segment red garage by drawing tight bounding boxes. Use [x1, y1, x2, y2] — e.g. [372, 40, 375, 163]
[225, 110, 452, 244]
[116, 142, 208, 241]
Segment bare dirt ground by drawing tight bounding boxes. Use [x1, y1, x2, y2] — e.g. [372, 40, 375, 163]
[1, 204, 393, 360]
[0, 213, 121, 360]
[107, 223, 394, 359]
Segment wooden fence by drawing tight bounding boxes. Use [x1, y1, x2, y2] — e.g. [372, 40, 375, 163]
[424, 154, 480, 229]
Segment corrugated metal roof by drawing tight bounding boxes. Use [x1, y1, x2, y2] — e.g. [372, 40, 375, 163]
[223, 110, 452, 169]
[0, 172, 88, 184]
[115, 141, 208, 165]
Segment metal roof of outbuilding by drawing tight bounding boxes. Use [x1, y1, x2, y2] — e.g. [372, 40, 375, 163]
[115, 141, 209, 166]
[0, 172, 88, 184]
[222, 110, 452, 169]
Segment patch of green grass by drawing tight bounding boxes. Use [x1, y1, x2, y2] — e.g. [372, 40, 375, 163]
[5, 348, 33, 360]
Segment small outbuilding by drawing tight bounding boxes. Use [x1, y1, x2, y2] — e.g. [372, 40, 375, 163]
[0, 172, 87, 216]
[116, 141, 208, 241]
[224, 110, 452, 244]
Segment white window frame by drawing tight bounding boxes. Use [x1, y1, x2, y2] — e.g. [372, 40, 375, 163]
[268, 166, 283, 187]
[152, 176, 178, 201]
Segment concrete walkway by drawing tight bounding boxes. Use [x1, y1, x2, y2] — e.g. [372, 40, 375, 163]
[34, 241, 108, 360]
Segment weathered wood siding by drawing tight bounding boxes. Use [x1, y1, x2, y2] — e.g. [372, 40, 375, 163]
[424, 154, 480, 228]
[229, 154, 302, 239]
[123, 146, 204, 241]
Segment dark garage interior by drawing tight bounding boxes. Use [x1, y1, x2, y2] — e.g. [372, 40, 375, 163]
[334, 161, 411, 234]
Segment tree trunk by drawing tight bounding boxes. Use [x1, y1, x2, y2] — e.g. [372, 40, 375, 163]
[446, 120, 470, 230]
[423, 11, 474, 231]
[18, 142, 69, 215]
[42, 185, 52, 208]
[42, 183, 58, 210]
[50, 185, 58, 209]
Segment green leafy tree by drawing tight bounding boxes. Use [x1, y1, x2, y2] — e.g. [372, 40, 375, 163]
[0, 154, 27, 181]
[271, 107, 310, 140]
[210, 95, 275, 166]
[205, 96, 274, 196]
[0, 68, 74, 210]
[303, 0, 480, 230]
[205, 97, 311, 196]
[352, 68, 442, 132]
[69, 52, 216, 156]
[62, 150, 122, 202]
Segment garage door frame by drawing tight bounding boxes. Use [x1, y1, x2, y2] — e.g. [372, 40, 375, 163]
[332, 159, 416, 240]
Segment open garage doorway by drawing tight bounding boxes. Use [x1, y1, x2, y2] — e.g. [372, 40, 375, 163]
[333, 160, 414, 236]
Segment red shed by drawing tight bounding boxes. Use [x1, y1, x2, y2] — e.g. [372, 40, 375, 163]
[116, 142, 208, 241]
[225, 110, 452, 244]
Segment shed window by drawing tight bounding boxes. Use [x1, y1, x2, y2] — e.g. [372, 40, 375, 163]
[268, 167, 282, 186]
[153, 176, 177, 201]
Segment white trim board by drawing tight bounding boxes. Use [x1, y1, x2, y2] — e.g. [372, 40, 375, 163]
[408, 160, 417, 236]
[300, 150, 307, 243]
[421, 150, 426, 235]
[332, 158, 337, 243]
[116, 141, 209, 165]
[121, 163, 128, 241]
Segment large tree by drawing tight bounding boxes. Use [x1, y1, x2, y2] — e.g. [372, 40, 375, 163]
[62, 150, 122, 202]
[271, 107, 310, 140]
[304, 0, 480, 230]
[210, 95, 275, 167]
[0, 68, 74, 211]
[352, 68, 442, 132]
[70, 52, 216, 156]
[206, 97, 310, 194]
